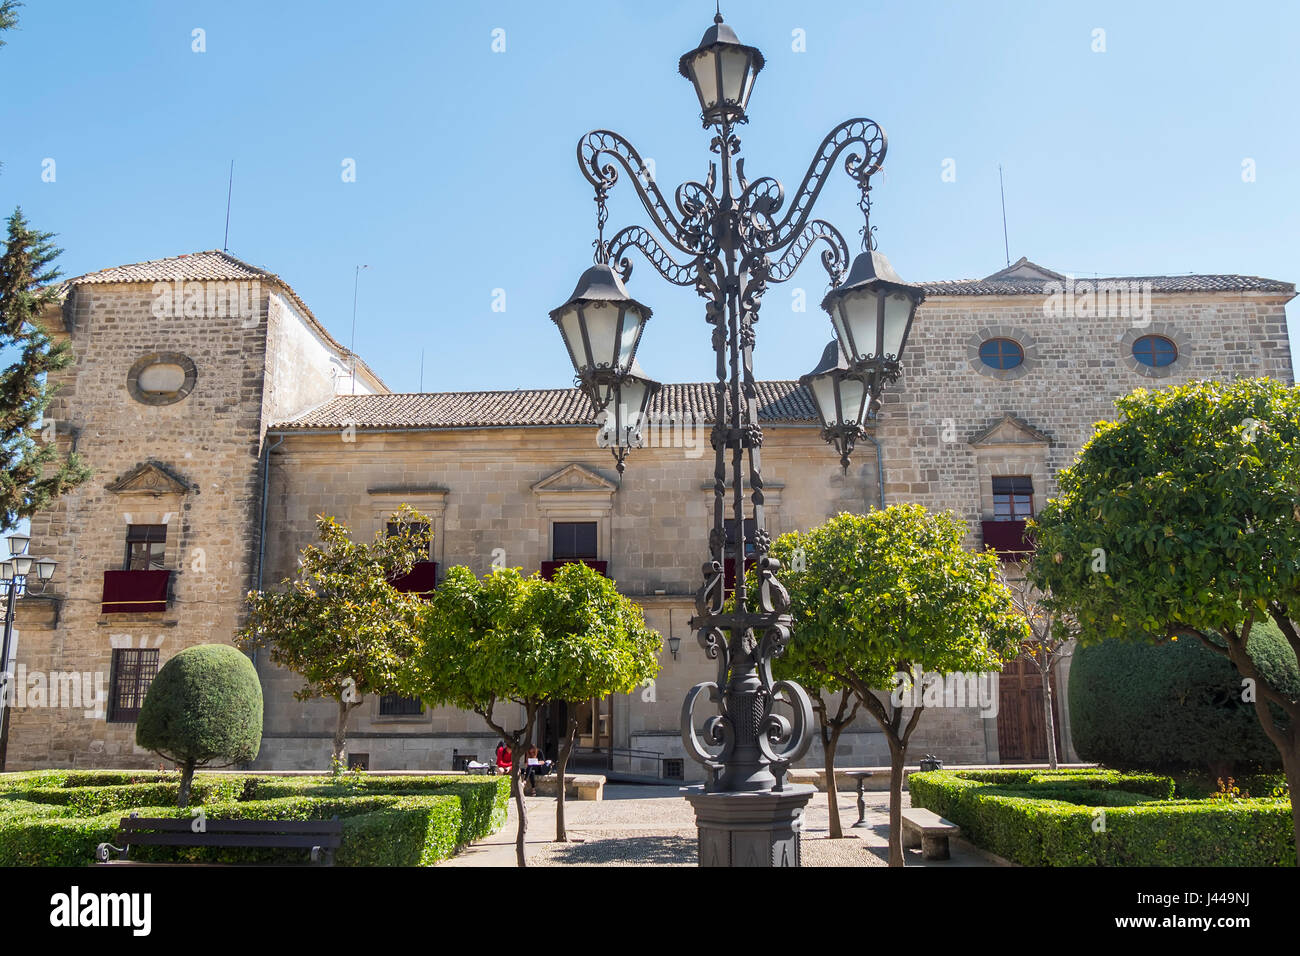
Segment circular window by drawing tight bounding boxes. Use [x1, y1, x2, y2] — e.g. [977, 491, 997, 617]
[1132, 335, 1177, 368]
[978, 338, 1024, 370]
[127, 353, 197, 406]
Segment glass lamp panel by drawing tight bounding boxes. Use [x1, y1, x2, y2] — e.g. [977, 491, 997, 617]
[35, 558, 56, 581]
[592, 379, 615, 412]
[809, 373, 839, 428]
[618, 379, 650, 445]
[580, 302, 620, 370]
[881, 293, 914, 360]
[841, 289, 882, 361]
[6, 533, 29, 556]
[1, 561, 13, 581]
[740, 60, 757, 108]
[616, 308, 643, 372]
[13, 555, 33, 576]
[718, 49, 750, 104]
[558, 308, 587, 371]
[690, 50, 721, 109]
[836, 376, 868, 427]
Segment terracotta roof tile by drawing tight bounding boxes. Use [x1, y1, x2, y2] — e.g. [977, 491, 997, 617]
[920, 274, 1294, 296]
[273, 381, 818, 430]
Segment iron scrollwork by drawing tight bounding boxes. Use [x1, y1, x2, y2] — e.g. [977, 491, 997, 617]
[577, 112, 889, 794]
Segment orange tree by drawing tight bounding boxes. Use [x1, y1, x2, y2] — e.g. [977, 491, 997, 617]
[769, 506, 1026, 866]
[409, 562, 659, 866]
[1030, 378, 1300, 862]
[239, 506, 432, 770]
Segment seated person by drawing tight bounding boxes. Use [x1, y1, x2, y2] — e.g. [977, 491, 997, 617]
[495, 741, 513, 775]
[522, 745, 554, 795]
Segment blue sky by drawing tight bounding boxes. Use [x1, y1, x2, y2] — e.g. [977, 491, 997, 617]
[1, 0, 1296, 393]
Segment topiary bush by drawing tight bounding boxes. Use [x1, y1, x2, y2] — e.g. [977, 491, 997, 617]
[134, 644, 263, 806]
[1069, 620, 1300, 776]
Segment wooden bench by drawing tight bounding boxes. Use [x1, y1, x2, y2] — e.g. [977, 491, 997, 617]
[96, 812, 342, 865]
[900, 807, 960, 860]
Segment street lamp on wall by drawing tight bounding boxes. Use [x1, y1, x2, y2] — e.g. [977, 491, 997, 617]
[668, 635, 681, 660]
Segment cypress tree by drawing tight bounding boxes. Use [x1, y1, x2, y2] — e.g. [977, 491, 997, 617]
[0, 209, 90, 528]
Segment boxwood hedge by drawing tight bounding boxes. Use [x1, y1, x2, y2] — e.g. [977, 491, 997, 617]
[0, 773, 509, 866]
[910, 769, 1293, 866]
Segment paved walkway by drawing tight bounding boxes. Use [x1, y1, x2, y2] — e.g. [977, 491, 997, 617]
[441, 784, 1006, 867]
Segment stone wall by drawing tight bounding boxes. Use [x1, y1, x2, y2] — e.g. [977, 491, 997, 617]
[6, 280, 370, 769]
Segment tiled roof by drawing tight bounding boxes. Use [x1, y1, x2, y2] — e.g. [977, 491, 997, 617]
[69, 250, 278, 285]
[61, 251, 388, 390]
[920, 274, 1294, 297]
[273, 381, 818, 430]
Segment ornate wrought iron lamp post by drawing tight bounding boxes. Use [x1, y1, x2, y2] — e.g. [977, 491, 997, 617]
[549, 10, 923, 866]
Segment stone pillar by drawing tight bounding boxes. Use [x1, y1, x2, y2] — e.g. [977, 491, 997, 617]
[683, 784, 816, 867]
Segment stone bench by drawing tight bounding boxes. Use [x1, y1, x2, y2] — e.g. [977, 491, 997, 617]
[900, 807, 960, 860]
[531, 773, 605, 801]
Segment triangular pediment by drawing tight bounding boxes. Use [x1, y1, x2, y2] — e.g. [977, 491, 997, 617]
[983, 257, 1066, 282]
[969, 415, 1051, 448]
[106, 461, 191, 496]
[531, 463, 618, 495]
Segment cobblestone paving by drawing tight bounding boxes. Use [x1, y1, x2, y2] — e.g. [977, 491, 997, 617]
[527, 785, 893, 867]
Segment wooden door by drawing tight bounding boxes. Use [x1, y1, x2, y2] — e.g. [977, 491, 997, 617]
[997, 655, 1062, 763]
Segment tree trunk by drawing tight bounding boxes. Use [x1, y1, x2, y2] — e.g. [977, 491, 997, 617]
[1284, 749, 1300, 868]
[887, 741, 905, 867]
[511, 755, 527, 867]
[332, 698, 353, 770]
[1041, 665, 1058, 770]
[177, 758, 196, 809]
[825, 723, 845, 839]
[555, 717, 578, 842]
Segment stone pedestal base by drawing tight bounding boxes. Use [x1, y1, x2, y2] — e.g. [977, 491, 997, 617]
[683, 784, 816, 867]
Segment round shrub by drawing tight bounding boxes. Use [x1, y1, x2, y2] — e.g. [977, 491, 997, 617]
[1069, 620, 1299, 775]
[136, 644, 263, 805]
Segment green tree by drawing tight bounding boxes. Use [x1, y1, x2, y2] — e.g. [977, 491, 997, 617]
[770, 507, 1026, 866]
[238, 506, 432, 770]
[410, 562, 660, 866]
[135, 644, 263, 807]
[0, 210, 91, 528]
[1029, 378, 1300, 861]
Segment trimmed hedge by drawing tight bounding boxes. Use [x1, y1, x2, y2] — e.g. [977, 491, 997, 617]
[910, 769, 1293, 866]
[0, 773, 510, 866]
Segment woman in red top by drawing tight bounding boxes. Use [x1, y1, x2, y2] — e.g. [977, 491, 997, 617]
[495, 741, 512, 775]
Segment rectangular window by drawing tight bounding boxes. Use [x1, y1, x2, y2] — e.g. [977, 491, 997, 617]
[125, 525, 167, 571]
[553, 521, 598, 561]
[107, 648, 159, 723]
[378, 694, 425, 717]
[386, 521, 431, 558]
[992, 476, 1034, 520]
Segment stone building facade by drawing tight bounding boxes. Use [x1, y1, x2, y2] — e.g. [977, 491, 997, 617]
[3, 252, 1293, 780]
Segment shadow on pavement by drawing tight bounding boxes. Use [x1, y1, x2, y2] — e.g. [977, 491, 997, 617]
[545, 835, 696, 865]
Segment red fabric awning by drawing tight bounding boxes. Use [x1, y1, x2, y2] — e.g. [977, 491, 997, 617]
[981, 520, 1034, 561]
[101, 570, 171, 613]
[539, 559, 608, 581]
[390, 561, 438, 596]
